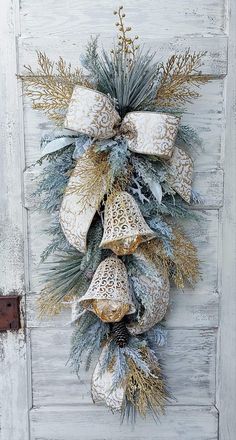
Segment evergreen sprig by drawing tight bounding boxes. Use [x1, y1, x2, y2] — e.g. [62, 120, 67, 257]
[38, 219, 107, 316]
[33, 143, 75, 214]
[156, 50, 209, 107]
[83, 46, 160, 118]
[70, 311, 109, 372]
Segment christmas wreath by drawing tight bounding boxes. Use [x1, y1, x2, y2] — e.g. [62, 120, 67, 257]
[21, 6, 209, 421]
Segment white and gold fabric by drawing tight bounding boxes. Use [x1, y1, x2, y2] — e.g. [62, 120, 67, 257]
[60, 86, 193, 253]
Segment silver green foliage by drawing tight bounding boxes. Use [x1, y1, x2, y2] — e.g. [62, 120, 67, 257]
[40, 219, 107, 306]
[33, 143, 75, 213]
[70, 311, 110, 373]
[177, 124, 203, 155]
[146, 325, 167, 352]
[95, 136, 131, 182]
[81, 38, 161, 118]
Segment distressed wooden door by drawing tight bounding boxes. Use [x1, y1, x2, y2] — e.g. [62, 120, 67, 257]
[1, 0, 236, 439]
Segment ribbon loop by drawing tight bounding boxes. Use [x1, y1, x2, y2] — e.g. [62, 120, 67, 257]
[60, 86, 193, 253]
[64, 86, 121, 139]
[121, 111, 179, 159]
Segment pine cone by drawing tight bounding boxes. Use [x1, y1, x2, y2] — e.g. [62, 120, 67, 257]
[111, 319, 130, 347]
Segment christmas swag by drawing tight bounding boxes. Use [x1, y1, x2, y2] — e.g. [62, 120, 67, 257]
[22, 6, 209, 421]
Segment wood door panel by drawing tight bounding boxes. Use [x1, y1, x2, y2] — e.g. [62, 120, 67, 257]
[31, 328, 216, 407]
[25, 209, 219, 297]
[27, 291, 219, 329]
[20, 0, 225, 38]
[30, 406, 218, 440]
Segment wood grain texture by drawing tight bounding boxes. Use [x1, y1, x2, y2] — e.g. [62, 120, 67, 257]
[31, 327, 216, 406]
[218, 0, 236, 438]
[13, 0, 229, 438]
[19, 35, 227, 76]
[30, 406, 218, 440]
[20, 0, 225, 38]
[21, 78, 225, 171]
[192, 170, 223, 208]
[25, 209, 219, 296]
[0, 333, 29, 440]
[0, 1, 29, 439]
[26, 291, 219, 329]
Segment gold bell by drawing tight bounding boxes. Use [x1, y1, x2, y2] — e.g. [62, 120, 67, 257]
[99, 191, 156, 255]
[78, 256, 136, 323]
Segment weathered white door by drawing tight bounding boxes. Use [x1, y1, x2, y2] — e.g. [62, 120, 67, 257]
[1, 0, 236, 439]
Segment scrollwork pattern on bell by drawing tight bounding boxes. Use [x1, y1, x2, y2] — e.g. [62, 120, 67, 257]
[99, 192, 156, 255]
[78, 256, 136, 320]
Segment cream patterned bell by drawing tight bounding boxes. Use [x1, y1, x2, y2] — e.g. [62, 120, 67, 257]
[99, 192, 156, 255]
[78, 256, 136, 322]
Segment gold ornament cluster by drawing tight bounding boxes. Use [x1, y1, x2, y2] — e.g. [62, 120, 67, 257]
[112, 6, 139, 59]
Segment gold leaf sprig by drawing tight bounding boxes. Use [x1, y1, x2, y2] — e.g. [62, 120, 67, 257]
[140, 226, 200, 289]
[37, 288, 74, 318]
[124, 348, 168, 418]
[169, 227, 200, 288]
[20, 51, 93, 124]
[112, 6, 139, 60]
[65, 147, 112, 212]
[156, 50, 210, 107]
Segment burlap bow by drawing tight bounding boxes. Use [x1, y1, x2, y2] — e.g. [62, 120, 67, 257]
[58, 86, 193, 254]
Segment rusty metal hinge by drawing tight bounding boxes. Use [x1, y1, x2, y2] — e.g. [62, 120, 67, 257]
[0, 296, 21, 331]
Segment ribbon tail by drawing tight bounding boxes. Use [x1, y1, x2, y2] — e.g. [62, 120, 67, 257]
[91, 344, 125, 411]
[127, 247, 169, 335]
[167, 147, 193, 203]
[59, 153, 106, 254]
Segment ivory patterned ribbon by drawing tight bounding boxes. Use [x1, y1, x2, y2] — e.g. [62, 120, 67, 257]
[57, 86, 193, 254]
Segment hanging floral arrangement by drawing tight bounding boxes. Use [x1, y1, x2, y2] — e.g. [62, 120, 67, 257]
[21, 6, 209, 422]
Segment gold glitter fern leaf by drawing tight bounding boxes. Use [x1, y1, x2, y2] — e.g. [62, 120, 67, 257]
[124, 348, 168, 418]
[156, 50, 210, 107]
[140, 226, 200, 289]
[20, 51, 93, 124]
[65, 147, 113, 212]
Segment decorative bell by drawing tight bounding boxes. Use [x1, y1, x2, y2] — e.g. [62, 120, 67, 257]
[99, 192, 156, 255]
[78, 256, 135, 322]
